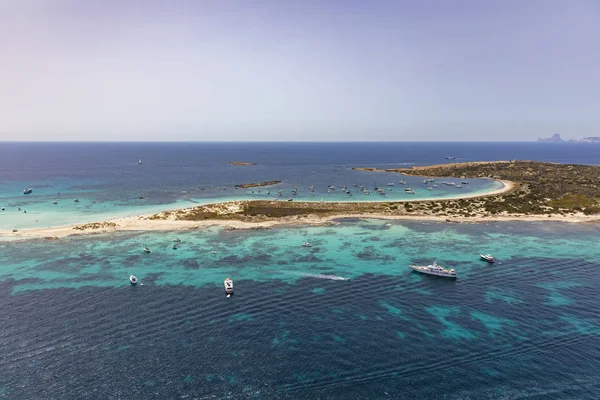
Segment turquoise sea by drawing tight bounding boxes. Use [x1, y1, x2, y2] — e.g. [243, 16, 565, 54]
[1, 142, 599, 399]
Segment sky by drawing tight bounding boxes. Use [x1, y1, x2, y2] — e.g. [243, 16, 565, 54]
[0, 0, 599, 141]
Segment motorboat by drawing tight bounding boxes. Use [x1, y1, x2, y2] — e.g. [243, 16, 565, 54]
[410, 260, 456, 278]
[143, 247, 152, 253]
[399, 180, 406, 185]
[74, 199, 80, 202]
[53, 201, 58, 204]
[23, 188, 32, 194]
[138, 159, 142, 164]
[480, 254, 495, 263]
[130, 274, 138, 285]
[173, 238, 181, 243]
[303, 242, 312, 247]
[172, 244, 178, 250]
[224, 277, 234, 296]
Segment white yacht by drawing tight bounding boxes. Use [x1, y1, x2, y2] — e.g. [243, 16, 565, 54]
[410, 261, 456, 278]
[480, 254, 495, 263]
[129, 274, 138, 285]
[224, 278, 233, 296]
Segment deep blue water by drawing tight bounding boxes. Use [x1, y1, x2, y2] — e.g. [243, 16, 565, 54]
[1, 142, 600, 399]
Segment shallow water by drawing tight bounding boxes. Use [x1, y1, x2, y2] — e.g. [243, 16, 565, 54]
[1, 220, 599, 398]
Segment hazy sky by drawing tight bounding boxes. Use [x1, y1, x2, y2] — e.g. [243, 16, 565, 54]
[1, 0, 599, 141]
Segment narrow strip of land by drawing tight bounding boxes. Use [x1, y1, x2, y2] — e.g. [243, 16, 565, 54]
[3, 160, 600, 239]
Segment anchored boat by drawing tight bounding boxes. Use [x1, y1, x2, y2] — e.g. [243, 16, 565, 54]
[224, 278, 234, 297]
[480, 254, 495, 263]
[410, 261, 456, 278]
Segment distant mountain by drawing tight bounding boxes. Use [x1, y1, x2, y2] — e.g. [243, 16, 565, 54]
[579, 137, 600, 143]
[538, 133, 564, 142]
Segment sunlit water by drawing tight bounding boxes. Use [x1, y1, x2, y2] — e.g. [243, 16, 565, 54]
[1, 220, 599, 399]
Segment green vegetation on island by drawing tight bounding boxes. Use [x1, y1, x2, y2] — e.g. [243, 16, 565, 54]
[148, 161, 600, 222]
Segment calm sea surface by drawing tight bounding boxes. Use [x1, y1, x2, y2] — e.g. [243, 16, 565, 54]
[1, 142, 599, 399]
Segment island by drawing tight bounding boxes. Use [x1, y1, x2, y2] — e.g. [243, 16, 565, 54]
[229, 161, 256, 166]
[4, 160, 600, 239]
[234, 180, 282, 189]
[538, 133, 564, 142]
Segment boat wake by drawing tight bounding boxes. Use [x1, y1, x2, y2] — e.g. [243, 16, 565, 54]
[286, 271, 350, 281]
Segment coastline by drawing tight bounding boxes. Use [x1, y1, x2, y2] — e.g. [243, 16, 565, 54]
[2, 178, 599, 240]
[6, 157, 600, 240]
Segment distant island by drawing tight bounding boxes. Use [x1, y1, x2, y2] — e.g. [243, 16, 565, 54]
[234, 180, 281, 189]
[538, 133, 600, 143]
[229, 161, 256, 166]
[538, 133, 564, 142]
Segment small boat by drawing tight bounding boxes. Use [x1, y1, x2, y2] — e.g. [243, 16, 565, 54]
[143, 247, 152, 253]
[384, 223, 392, 227]
[427, 187, 433, 190]
[138, 159, 142, 164]
[461, 181, 469, 184]
[53, 201, 58, 204]
[224, 277, 234, 296]
[23, 188, 32, 194]
[445, 156, 456, 160]
[386, 183, 394, 186]
[399, 180, 406, 185]
[456, 185, 462, 188]
[410, 260, 456, 278]
[130, 274, 138, 285]
[480, 254, 495, 263]
[172, 244, 178, 250]
[173, 238, 181, 243]
[74, 199, 80, 202]
[287, 198, 293, 201]
[303, 242, 312, 247]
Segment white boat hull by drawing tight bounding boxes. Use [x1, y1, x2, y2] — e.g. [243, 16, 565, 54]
[410, 266, 456, 278]
[224, 278, 234, 295]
